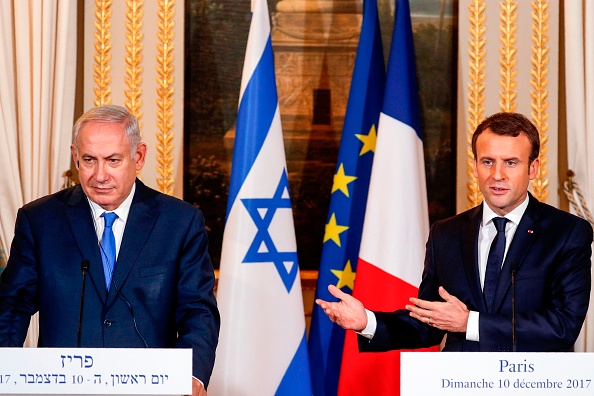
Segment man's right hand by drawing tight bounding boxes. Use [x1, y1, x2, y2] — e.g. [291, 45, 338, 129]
[190, 378, 206, 396]
[315, 285, 367, 331]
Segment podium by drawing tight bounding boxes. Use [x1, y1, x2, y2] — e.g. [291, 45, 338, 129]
[401, 352, 594, 395]
[0, 348, 191, 395]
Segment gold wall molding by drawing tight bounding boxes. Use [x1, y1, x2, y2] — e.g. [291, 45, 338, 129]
[529, 0, 550, 203]
[93, 0, 112, 106]
[125, 0, 144, 133]
[459, 0, 559, 211]
[499, 0, 518, 112]
[155, 0, 175, 196]
[466, 0, 486, 209]
[84, 1, 184, 197]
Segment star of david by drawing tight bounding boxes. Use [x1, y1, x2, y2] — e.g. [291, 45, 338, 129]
[241, 170, 299, 293]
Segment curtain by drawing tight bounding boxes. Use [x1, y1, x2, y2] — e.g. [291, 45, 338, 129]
[0, 0, 78, 347]
[565, 0, 594, 352]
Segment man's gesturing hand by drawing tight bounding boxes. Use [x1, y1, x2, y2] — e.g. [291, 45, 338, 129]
[406, 286, 469, 333]
[315, 285, 367, 332]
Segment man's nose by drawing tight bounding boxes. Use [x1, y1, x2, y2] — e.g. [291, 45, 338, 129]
[94, 161, 109, 182]
[493, 163, 505, 180]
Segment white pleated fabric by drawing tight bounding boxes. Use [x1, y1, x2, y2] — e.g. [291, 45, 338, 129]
[0, 0, 78, 347]
[565, 0, 594, 352]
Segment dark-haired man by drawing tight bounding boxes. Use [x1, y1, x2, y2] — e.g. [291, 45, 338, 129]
[318, 112, 592, 353]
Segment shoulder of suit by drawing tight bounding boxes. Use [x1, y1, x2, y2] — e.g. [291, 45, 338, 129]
[522, 197, 592, 243]
[134, 181, 201, 214]
[533, 198, 591, 226]
[432, 205, 480, 227]
[21, 184, 82, 212]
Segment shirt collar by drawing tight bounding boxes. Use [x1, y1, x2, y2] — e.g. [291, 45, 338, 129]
[482, 193, 529, 227]
[87, 182, 136, 223]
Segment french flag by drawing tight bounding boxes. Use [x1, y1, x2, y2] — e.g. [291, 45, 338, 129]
[209, 0, 312, 394]
[337, 0, 436, 394]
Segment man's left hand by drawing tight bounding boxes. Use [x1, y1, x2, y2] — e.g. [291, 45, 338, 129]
[406, 286, 469, 333]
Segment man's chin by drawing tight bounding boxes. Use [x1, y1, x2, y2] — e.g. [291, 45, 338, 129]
[87, 193, 116, 210]
[485, 195, 510, 211]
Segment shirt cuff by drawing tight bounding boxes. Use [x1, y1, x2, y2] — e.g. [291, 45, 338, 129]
[357, 309, 377, 339]
[466, 310, 479, 342]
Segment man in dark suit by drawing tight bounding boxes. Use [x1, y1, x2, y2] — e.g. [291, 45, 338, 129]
[0, 105, 219, 396]
[317, 112, 592, 353]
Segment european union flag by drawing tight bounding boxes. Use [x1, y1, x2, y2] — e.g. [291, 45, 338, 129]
[308, 1, 386, 394]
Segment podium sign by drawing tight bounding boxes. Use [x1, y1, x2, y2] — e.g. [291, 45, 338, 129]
[401, 352, 594, 395]
[0, 348, 191, 395]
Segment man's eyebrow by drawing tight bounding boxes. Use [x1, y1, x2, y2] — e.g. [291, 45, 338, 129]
[502, 156, 521, 162]
[478, 155, 521, 161]
[81, 153, 123, 159]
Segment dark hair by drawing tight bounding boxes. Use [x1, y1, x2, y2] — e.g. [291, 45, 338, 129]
[471, 112, 540, 164]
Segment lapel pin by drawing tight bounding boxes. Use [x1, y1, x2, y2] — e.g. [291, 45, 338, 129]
[528, 230, 534, 233]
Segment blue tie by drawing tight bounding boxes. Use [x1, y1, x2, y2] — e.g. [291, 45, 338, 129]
[484, 217, 508, 311]
[101, 212, 118, 291]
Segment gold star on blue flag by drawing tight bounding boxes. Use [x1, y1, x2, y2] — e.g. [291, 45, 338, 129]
[307, 1, 386, 394]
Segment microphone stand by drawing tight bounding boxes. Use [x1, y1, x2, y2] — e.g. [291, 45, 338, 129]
[77, 259, 90, 348]
[511, 268, 518, 352]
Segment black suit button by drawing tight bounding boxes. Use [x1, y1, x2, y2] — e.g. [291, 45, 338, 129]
[103, 319, 112, 327]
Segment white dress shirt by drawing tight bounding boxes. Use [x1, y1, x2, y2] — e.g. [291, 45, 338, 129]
[466, 193, 528, 341]
[87, 183, 135, 259]
[359, 193, 530, 341]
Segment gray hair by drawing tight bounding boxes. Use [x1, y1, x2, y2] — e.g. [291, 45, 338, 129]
[72, 105, 141, 158]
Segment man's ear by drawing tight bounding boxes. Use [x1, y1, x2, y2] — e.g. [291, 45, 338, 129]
[135, 142, 147, 172]
[71, 145, 79, 168]
[529, 157, 540, 180]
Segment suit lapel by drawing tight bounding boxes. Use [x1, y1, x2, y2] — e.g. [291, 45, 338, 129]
[461, 205, 486, 312]
[106, 181, 159, 308]
[492, 195, 540, 311]
[65, 186, 107, 303]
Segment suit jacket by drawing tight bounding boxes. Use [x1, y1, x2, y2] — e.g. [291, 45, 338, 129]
[0, 180, 220, 386]
[361, 194, 592, 352]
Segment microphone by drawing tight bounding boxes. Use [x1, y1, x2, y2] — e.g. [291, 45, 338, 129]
[77, 259, 90, 348]
[511, 264, 518, 352]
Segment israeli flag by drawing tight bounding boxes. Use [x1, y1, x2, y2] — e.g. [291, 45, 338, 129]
[208, 0, 312, 394]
